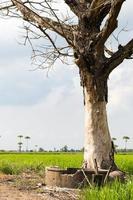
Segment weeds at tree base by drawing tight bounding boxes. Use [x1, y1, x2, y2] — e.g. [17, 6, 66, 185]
[80, 177, 133, 200]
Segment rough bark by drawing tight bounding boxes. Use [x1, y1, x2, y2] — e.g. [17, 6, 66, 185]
[83, 73, 112, 169]
[78, 66, 115, 170]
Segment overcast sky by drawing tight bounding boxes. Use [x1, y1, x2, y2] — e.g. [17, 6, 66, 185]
[0, 0, 133, 151]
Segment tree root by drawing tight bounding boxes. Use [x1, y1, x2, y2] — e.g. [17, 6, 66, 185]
[108, 170, 126, 182]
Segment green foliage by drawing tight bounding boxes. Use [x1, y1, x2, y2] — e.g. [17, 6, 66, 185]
[81, 179, 133, 200]
[0, 164, 14, 175]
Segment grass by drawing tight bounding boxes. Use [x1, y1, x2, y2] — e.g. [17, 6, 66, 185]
[0, 152, 132, 200]
[0, 152, 83, 174]
[115, 154, 133, 174]
[0, 152, 132, 174]
[81, 179, 133, 200]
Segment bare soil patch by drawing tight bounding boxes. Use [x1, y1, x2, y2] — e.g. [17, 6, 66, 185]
[0, 173, 79, 200]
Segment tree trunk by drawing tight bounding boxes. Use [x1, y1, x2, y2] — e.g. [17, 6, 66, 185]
[81, 70, 115, 170]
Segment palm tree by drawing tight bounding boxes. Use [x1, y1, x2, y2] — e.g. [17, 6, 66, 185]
[18, 142, 23, 152]
[17, 135, 23, 152]
[18, 135, 23, 143]
[25, 136, 31, 152]
[123, 136, 130, 152]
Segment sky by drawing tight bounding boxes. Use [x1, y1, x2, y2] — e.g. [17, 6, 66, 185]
[0, 0, 133, 151]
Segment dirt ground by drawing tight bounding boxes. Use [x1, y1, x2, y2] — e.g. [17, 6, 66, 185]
[0, 173, 79, 200]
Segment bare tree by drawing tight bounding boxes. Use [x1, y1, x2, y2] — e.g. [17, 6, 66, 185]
[0, 0, 133, 172]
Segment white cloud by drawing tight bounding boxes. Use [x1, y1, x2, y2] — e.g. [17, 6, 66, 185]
[107, 60, 133, 148]
[0, 77, 84, 150]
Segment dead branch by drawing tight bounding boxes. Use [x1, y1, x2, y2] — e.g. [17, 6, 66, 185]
[104, 46, 114, 56]
[11, 0, 73, 40]
[81, 169, 93, 188]
[64, 0, 82, 17]
[0, 0, 76, 68]
[98, 0, 125, 45]
[0, 0, 74, 44]
[103, 39, 133, 76]
[103, 166, 112, 184]
[0, 0, 132, 74]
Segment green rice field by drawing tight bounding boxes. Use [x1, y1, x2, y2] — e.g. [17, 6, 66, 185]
[0, 152, 132, 175]
[0, 152, 83, 174]
[0, 152, 132, 200]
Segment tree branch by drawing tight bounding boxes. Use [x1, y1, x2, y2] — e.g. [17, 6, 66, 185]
[97, 0, 125, 45]
[0, 3, 14, 11]
[104, 39, 133, 76]
[65, 0, 80, 16]
[10, 0, 73, 43]
[90, 0, 105, 9]
[104, 46, 113, 56]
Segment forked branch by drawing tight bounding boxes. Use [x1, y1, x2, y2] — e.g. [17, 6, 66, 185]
[98, 0, 125, 45]
[104, 39, 133, 76]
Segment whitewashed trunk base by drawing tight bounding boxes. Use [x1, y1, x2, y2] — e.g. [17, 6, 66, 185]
[84, 87, 112, 169]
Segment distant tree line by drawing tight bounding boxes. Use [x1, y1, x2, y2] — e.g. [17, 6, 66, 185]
[0, 135, 132, 153]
